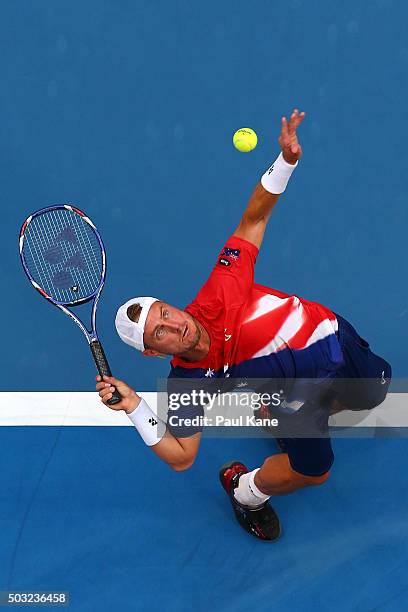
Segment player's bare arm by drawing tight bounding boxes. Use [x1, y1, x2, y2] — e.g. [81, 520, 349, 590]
[234, 109, 305, 249]
[96, 374, 201, 470]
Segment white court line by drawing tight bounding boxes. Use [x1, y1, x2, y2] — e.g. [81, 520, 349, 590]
[0, 393, 407, 427]
[0, 392, 157, 426]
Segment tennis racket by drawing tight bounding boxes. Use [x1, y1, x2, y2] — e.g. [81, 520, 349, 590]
[19, 204, 121, 405]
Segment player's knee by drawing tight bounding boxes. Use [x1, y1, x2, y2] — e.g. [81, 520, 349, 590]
[299, 470, 330, 487]
[285, 465, 331, 489]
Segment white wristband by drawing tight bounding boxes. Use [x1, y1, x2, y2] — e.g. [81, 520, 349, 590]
[127, 398, 165, 446]
[261, 152, 298, 194]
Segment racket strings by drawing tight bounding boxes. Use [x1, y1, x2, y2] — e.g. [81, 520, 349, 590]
[26, 211, 72, 301]
[50, 209, 91, 295]
[70, 211, 101, 290]
[26, 216, 58, 297]
[23, 208, 103, 303]
[51, 209, 102, 297]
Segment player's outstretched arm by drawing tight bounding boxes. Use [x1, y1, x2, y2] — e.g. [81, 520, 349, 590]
[96, 375, 201, 471]
[234, 109, 305, 249]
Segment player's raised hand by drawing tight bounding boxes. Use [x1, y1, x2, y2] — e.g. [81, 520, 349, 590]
[96, 374, 140, 414]
[278, 109, 305, 165]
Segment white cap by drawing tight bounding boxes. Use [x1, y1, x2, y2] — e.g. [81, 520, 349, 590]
[115, 297, 159, 352]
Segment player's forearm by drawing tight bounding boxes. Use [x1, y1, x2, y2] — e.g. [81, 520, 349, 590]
[126, 398, 201, 470]
[234, 183, 280, 248]
[242, 182, 280, 223]
[234, 152, 299, 248]
[149, 431, 201, 471]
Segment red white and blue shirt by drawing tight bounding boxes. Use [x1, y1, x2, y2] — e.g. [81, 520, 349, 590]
[170, 236, 343, 381]
[167, 236, 344, 435]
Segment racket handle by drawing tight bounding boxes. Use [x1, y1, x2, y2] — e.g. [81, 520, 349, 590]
[90, 340, 122, 405]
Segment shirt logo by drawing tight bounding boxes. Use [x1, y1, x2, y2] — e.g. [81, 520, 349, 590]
[218, 257, 230, 267]
[223, 247, 240, 261]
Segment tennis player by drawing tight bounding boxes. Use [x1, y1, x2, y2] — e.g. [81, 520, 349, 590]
[96, 109, 391, 541]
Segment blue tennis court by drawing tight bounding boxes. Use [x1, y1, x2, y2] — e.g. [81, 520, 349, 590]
[1, 1, 408, 610]
[2, 429, 408, 610]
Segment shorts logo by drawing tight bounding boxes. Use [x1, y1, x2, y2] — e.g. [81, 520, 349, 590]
[218, 257, 231, 267]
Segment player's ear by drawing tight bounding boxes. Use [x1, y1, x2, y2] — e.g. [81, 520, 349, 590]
[143, 349, 167, 358]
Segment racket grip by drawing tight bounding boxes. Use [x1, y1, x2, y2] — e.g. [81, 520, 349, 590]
[90, 340, 122, 405]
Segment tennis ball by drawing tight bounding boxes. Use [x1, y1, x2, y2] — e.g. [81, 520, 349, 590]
[233, 128, 258, 152]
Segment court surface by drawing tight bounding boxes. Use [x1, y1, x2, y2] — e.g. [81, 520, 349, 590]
[1, 1, 408, 610]
[2, 427, 408, 611]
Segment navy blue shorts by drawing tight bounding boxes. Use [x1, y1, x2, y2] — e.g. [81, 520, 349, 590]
[281, 314, 392, 477]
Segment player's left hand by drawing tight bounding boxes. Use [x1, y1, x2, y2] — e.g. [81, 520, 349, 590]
[279, 108, 305, 164]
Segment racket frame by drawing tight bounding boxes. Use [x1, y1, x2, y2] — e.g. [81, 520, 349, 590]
[19, 204, 121, 404]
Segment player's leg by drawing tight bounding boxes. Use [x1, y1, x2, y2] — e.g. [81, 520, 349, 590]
[254, 394, 334, 494]
[219, 434, 332, 541]
[254, 437, 332, 495]
[219, 399, 333, 540]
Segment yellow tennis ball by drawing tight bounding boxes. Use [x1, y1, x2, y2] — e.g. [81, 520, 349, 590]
[233, 128, 258, 152]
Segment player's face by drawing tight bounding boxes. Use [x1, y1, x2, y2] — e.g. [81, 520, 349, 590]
[143, 301, 202, 355]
